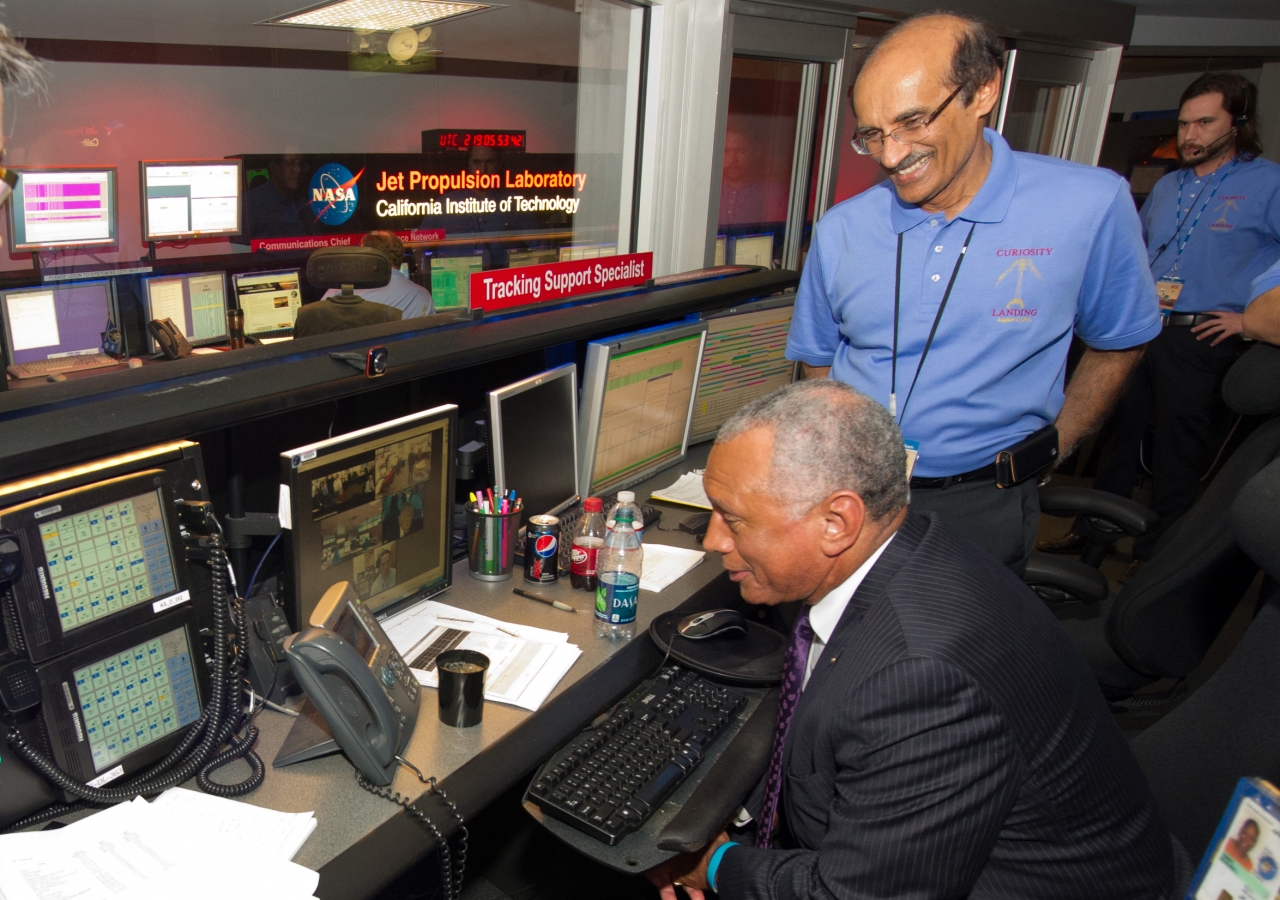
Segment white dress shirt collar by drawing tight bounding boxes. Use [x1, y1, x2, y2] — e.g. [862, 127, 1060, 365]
[803, 534, 894, 686]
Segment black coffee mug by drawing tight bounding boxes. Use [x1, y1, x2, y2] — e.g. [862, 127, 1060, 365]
[436, 649, 489, 727]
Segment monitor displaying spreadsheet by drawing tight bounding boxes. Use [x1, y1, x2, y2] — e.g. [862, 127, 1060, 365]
[690, 295, 796, 443]
[7, 167, 118, 251]
[140, 160, 242, 241]
[142, 272, 229, 353]
[1, 280, 114, 367]
[232, 269, 302, 338]
[578, 321, 707, 497]
[732, 233, 774, 268]
[429, 254, 484, 310]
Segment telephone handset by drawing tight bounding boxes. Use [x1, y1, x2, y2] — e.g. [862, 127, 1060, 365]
[284, 582, 419, 786]
[147, 317, 192, 359]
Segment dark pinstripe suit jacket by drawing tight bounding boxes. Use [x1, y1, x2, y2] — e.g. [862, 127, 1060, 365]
[720, 512, 1175, 900]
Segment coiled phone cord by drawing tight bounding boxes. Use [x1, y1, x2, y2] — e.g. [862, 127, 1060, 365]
[3, 519, 262, 831]
[356, 765, 469, 900]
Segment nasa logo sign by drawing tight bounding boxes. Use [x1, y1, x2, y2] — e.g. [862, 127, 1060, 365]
[310, 163, 362, 226]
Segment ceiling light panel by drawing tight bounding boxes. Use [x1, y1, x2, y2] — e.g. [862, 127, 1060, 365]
[265, 0, 492, 31]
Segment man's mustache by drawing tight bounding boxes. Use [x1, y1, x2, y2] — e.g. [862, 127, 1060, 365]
[887, 149, 933, 175]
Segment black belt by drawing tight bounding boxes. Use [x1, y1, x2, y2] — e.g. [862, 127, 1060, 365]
[1163, 313, 1216, 327]
[909, 463, 997, 490]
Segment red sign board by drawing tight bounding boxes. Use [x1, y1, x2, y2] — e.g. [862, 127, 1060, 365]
[470, 252, 653, 312]
[249, 228, 445, 254]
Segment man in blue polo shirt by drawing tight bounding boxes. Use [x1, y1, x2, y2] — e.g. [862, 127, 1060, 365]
[321, 231, 434, 318]
[1067, 73, 1280, 564]
[785, 12, 1161, 573]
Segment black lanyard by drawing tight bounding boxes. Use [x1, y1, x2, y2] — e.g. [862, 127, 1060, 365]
[890, 223, 976, 422]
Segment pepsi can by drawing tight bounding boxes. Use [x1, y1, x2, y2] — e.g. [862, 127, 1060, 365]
[524, 515, 560, 584]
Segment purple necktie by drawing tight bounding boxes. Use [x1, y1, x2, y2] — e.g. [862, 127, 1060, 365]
[756, 606, 814, 850]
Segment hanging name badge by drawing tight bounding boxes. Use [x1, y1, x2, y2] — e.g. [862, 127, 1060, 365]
[1156, 276, 1184, 313]
[904, 440, 920, 482]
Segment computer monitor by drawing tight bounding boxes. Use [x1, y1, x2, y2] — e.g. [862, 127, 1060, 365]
[232, 269, 302, 339]
[1, 280, 115, 368]
[690, 295, 797, 444]
[507, 248, 559, 268]
[732, 233, 774, 268]
[141, 272, 230, 353]
[280, 404, 458, 627]
[488, 363, 579, 526]
[7, 167, 118, 252]
[578, 320, 708, 497]
[559, 244, 618, 262]
[429, 254, 484, 310]
[140, 160, 242, 242]
[714, 236, 727, 267]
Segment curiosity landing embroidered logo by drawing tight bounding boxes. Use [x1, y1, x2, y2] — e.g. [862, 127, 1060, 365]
[1209, 195, 1244, 231]
[992, 257, 1043, 322]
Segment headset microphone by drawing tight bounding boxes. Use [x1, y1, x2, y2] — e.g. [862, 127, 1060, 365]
[1187, 127, 1237, 162]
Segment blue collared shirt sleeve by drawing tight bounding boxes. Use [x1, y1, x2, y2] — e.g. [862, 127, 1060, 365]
[785, 232, 842, 368]
[1254, 256, 1280, 301]
[1073, 181, 1163, 350]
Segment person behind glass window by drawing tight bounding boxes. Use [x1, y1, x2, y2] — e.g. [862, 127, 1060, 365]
[322, 231, 433, 318]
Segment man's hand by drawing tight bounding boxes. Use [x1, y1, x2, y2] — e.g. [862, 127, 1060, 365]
[1054, 345, 1145, 462]
[645, 831, 732, 900]
[1192, 311, 1245, 346]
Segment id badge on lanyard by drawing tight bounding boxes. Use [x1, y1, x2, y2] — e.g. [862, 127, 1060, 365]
[904, 440, 920, 481]
[1156, 275, 1184, 315]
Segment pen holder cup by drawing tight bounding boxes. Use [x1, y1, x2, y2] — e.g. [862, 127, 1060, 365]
[466, 505, 521, 582]
[437, 649, 489, 728]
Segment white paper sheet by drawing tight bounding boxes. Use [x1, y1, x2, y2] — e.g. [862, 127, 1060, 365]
[650, 470, 711, 510]
[5, 290, 60, 352]
[640, 543, 706, 592]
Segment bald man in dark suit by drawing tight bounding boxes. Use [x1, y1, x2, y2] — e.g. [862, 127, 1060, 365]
[646, 379, 1179, 900]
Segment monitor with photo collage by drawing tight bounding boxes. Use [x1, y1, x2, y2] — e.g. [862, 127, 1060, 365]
[280, 405, 457, 627]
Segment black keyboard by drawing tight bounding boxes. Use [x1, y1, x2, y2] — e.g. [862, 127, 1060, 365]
[556, 498, 660, 573]
[527, 665, 745, 845]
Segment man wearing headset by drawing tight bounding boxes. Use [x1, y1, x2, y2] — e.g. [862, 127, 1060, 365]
[1044, 73, 1280, 564]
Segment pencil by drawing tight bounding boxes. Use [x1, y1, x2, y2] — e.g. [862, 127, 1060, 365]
[513, 588, 577, 613]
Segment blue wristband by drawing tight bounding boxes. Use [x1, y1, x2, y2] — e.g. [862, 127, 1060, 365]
[706, 841, 739, 892]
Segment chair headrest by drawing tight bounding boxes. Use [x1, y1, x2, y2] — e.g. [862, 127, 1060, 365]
[306, 246, 392, 290]
[1223, 343, 1280, 417]
[1231, 456, 1280, 579]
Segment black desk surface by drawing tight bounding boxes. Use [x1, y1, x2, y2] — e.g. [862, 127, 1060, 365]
[215, 445, 722, 899]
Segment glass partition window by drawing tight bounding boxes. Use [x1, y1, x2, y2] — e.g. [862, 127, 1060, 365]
[1, 0, 648, 298]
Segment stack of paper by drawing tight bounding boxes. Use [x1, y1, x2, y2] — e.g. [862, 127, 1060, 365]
[0, 788, 319, 900]
[650, 470, 712, 510]
[641, 544, 706, 592]
[381, 600, 582, 711]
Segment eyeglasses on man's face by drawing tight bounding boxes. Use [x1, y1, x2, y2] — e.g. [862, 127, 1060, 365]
[851, 83, 964, 156]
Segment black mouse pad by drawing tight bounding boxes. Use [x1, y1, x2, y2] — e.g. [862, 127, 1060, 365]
[649, 612, 786, 685]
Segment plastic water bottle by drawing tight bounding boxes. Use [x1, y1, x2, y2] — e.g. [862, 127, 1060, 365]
[606, 490, 645, 542]
[596, 506, 642, 642]
[570, 497, 606, 592]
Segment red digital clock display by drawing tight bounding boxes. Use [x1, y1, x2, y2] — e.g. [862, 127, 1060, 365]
[422, 129, 527, 153]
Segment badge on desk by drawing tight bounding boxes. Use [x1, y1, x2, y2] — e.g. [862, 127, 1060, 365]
[1156, 276, 1184, 313]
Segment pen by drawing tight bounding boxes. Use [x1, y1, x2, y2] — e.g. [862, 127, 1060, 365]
[497, 626, 519, 637]
[513, 587, 578, 613]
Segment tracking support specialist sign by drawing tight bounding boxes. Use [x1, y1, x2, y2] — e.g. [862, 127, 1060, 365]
[472, 253, 653, 312]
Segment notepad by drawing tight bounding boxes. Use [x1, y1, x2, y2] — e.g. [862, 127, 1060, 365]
[650, 470, 711, 510]
[640, 543, 706, 592]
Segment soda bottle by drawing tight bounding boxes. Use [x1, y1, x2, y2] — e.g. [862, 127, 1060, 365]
[606, 490, 645, 542]
[596, 506, 643, 642]
[570, 497, 606, 592]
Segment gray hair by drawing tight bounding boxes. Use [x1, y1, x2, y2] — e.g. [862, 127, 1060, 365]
[717, 380, 908, 521]
[0, 23, 42, 95]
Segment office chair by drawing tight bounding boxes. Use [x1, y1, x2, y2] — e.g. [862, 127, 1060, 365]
[1129, 457, 1280, 860]
[1023, 342, 1280, 699]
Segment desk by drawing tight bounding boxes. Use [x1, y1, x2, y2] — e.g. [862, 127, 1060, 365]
[219, 445, 721, 899]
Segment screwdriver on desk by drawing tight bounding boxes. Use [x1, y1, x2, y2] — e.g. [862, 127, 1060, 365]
[513, 588, 578, 612]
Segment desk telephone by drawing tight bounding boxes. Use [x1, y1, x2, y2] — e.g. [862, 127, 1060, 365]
[147, 317, 192, 359]
[284, 582, 420, 786]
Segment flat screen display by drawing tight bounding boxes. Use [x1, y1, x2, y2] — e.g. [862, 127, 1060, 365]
[429, 255, 484, 310]
[490, 364, 578, 525]
[282, 405, 457, 625]
[1, 280, 113, 366]
[142, 272, 229, 351]
[732, 233, 774, 268]
[233, 269, 302, 337]
[140, 160, 242, 241]
[7, 167, 118, 251]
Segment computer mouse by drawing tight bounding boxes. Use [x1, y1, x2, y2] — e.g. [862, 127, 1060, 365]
[47, 373, 67, 382]
[677, 608, 747, 640]
[127, 358, 143, 369]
